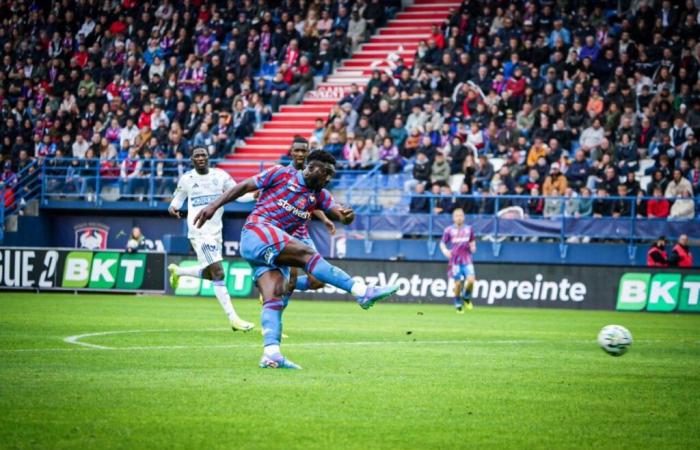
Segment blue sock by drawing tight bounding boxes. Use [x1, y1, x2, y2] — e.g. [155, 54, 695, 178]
[454, 296, 462, 308]
[261, 297, 284, 347]
[463, 285, 472, 301]
[305, 254, 354, 293]
[295, 275, 310, 291]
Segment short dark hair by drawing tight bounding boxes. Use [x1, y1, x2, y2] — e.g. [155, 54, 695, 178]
[191, 146, 208, 155]
[291, 135, 309, 149]
[307, 149, 336, 167]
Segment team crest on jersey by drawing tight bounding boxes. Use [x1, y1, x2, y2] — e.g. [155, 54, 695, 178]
[309, 194, 316, 205]
[212, 178, 219, 186]
[193, 183, 200, 188]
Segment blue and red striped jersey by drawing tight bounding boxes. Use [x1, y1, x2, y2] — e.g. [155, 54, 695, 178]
[247, 165, 335, 235]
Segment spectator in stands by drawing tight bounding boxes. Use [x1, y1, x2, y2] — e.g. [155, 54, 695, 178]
[669, 189, 695, 219]
[431, 152, 450, 186]
[412, 152, 431, 185]
[669, 234, 693, 267]
[528, 186, 544, 216]
[435, 185, 457, 215]
[592, 188, 612, 218]
[666, 169, 694, 199]
[455, 183, 477, 215]
[126, 227, 152, 253]
[409, 182, 430, 214]
[612, 184, 632, 218]
[378, 137, 401, 175]
[542, 162, 568, 196]
[647, 187, 671, 219]
[646, 236, 669, 267]
[543, 187, 563, 218]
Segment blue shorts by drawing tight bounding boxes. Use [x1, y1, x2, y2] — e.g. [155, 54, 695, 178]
[240, 223, 291, 281]
[449, 264, 475, 281]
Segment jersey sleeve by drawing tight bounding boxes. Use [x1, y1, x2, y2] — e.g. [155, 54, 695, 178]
[221, 170, 236, 192]
[317, 189, 336, 211]
[254, 165, 286, 189]
[170, 175, 188, 209]
[441, 227, 452, 245]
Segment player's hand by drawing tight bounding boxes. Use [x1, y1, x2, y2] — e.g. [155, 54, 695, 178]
[168, 207, 186, 219]
[442, 250, 451, 259]
[323, 219, 336, 235]
[338, 205, 355, 225]
[193, 205, 216, 228]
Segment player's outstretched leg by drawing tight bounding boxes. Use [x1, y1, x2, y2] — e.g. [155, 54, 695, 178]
[276, 241, 399, 309]
[257, 271, 301, 369]
[168, 263, 201, 290]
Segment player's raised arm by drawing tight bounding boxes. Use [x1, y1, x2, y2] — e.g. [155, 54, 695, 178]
[193, 177, 258, 228]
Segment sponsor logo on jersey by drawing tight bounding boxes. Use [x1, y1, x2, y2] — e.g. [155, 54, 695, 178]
[191, 195, 219, 207]
[276, 199, 311, 219]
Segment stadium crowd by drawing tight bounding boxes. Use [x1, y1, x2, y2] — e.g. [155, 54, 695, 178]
[0, 0, 390, 201]
[0, 0, 699, 221]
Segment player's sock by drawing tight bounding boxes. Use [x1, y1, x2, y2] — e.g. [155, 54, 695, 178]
[175, 265, 202, 278]
[295, 275, 310, 291]
[463, 281, 473, 302]
[264, 344, 280, 357]
[305, 254, 367, 295]
[261, 297, 284, 347]
[453, 296, 462, 309]
[213, 280, 240, 321]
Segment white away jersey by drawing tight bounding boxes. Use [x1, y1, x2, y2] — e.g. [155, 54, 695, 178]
[169, 168, 235, 239]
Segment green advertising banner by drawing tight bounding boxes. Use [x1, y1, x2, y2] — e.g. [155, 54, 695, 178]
[62, 251, 94, 288]
[172, 259, 254, 298]
[0, 248, 165, 292]
[116, 253, 147, 289]
[88, 252, 120, 289]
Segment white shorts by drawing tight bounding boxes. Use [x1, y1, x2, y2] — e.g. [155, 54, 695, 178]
[190, 236, 223, 267]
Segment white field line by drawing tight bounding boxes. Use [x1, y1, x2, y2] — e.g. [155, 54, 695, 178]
[0, 328, 672, 353]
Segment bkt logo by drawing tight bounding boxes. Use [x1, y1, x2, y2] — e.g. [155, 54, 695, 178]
[616, 273, 700, 312]
[62, 251, 147, 289]
[174, 260, 253, 297]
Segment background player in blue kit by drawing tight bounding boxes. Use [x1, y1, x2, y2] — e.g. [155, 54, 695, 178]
[194, 147, 398, 369]
[439, 208, 477, 314]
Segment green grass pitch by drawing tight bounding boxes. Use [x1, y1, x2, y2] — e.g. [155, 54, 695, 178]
[1, 292, 699, 449]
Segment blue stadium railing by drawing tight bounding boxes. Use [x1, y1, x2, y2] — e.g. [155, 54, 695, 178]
[27, 158, 700, 253]
[38, 158, 372, 212]
[343, 190, 700, 257]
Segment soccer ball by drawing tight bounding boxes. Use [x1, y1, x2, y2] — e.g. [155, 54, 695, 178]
[597, 325, 633, 357]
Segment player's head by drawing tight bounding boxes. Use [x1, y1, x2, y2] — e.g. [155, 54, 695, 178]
[304, 149, 336, 191]
[290, 135, 309, 170]
[191, 146, 210, 173]
[452, 208, 465, 226]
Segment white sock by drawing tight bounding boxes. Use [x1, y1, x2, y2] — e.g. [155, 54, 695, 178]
[213, 281, 239, 321]
[264, 345, 280, 357]
[350, 281, 368, 297]
[175, 265, 202, 277]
